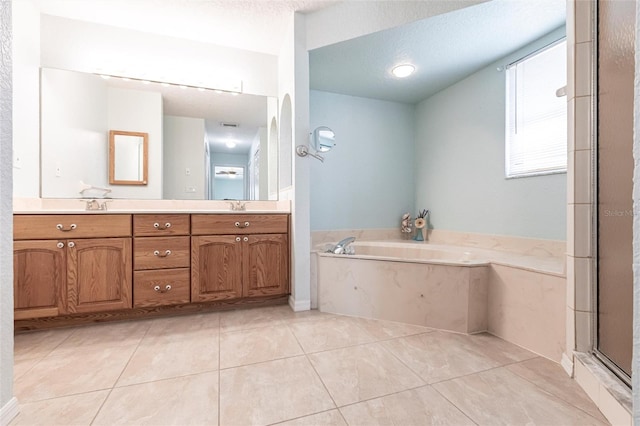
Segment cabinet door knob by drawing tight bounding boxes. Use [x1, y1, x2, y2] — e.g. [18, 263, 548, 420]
[56, 223, 77, 232]
[153, 222, 172, 230]
[235, 237, 241, 242]
[56, 242, 65, 249]
[153, 250, 172, 257]
[153, 285, 161, 292]
[67, 241, 75, 248]
[235, 221, 250, 228]
[243, 237, 249, 242]
[165, 284, 172, 292]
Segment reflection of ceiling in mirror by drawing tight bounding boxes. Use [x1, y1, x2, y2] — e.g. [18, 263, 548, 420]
[214, 166, 244, 180]
[103, 76, 267, 154]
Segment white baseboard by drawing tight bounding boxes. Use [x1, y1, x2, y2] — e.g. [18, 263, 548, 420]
[561, 352, 574, 376]
[1, 397, 19, 426]
[288, 296, 311, 312]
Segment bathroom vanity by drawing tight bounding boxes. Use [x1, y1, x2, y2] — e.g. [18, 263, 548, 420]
[12, 202, 290, 330]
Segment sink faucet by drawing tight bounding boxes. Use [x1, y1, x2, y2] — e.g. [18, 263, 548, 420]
[85, 199, 110, 211]
[229, 200, 246, 211]
[327, 236, 356, 254]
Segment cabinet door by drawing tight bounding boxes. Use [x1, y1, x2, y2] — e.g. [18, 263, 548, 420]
[67, 238, 132, 313]
[191, 235, 242, 302]
[13, 240, 67, 319]
[243, 234, 289, 297]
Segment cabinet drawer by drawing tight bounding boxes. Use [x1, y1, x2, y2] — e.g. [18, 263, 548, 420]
[133, 214, 190, 236]
[134, 236, 190, 270]
[14, 214, 132, 240]
[134, 269, 190, 307]
[191, 214, 288, 235]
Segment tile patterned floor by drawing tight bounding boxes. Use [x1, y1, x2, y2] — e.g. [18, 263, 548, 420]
[11, 305, 609, 425]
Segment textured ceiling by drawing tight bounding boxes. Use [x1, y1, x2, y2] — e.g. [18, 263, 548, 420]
[33, 0, 340, 55]
[310, 0, 566, 104]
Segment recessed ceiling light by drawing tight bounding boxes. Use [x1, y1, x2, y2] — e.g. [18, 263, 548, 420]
[225, 141, 237, 148]
[392, 64, 415, 78]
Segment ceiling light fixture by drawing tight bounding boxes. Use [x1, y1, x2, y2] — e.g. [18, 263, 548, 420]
[225, 141, 237, 148]
[392, 64, 415, 78]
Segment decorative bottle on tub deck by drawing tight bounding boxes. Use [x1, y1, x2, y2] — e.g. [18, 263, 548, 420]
[401, 213, 412, 239]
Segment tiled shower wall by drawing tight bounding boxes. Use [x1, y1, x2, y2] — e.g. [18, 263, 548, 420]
[566, 0, 594, 363]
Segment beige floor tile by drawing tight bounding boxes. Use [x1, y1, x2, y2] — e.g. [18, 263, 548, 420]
[14, 329, 74, 361]
[276, 409, 347, 426]
[279, 308, 338, 324]
[116, 332, 219, 386]
[220, 356, 335, 425]
[10, 390, 109, 426]
[94, 372, 218, 425]
[464, 332, 537, 365]
[339, 385, 475, 426]
[433, 367, 608, 425]
[219, 305, 291, 333]
[308, 343, 424, 407]
[347, 316, 433, 340]
[142, 312, 219, 344]
[13, 358, 41, 380]
[15, 345, 137, 402]
[48, 320, 151, 357]
[381, 331, 506, 384]
[507, 357, 608, 422]
[288, 317, 378, 353]
[220, 326, 302, 369]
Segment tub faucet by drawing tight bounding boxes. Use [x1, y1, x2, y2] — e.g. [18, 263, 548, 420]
[327, 237, 356, 254]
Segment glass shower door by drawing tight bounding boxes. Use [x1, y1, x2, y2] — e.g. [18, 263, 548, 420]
[595, 0, 635, 381]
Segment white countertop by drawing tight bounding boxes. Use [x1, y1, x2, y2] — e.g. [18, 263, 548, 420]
[13, 198, 291, 214]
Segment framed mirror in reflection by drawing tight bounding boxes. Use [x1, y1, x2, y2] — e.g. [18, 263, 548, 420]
[109, 130, 148, 185]
[39, 67, 279, 201]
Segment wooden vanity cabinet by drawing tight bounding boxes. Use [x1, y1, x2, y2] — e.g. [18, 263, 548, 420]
[14, 212, 290, 325]
[132, 214, 191, 308]
[13, 239, 67, 320]
[191, 215, 290, 302]
[13, 215, 133, 319]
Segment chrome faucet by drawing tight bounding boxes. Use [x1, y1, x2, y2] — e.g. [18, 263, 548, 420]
[229, 200, 246, 211]
[85, 199, 110, 211]
[327, 237, 356, 254]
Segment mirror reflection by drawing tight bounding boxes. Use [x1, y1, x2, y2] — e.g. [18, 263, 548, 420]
[312, 126, 336, 153]
[40, 67, 278, 200]
[109, 130, 148, 185]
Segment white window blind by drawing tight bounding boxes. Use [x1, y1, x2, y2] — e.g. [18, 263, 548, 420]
[506, 40, 567, 178]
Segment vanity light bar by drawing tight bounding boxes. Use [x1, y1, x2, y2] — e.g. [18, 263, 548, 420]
[95, 73, 243, 95]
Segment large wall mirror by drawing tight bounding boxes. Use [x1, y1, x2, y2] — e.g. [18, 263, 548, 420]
[40, 67, 279, 200]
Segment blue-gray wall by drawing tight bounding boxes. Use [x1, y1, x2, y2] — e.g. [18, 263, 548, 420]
[414, 27, 567, 240]
[310, 90, 415, 230]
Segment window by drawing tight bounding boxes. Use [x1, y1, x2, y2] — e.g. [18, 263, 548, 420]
[505, 39, 567, 178]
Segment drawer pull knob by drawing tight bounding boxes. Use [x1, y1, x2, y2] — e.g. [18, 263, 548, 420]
[56, 242, 65, 249]
[235, 237, 241, 242]
[153, 222, 172, 230]
[68, 241, 75, 248]
[56, 223, 77, 232]
[243, 237, 249, 242]
[153, 250, 172, 257]
[235, 221, 250, 228]
[153, 284, 172, 293]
